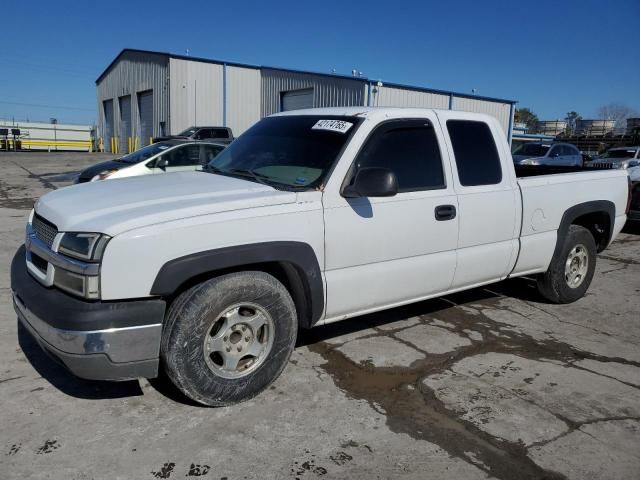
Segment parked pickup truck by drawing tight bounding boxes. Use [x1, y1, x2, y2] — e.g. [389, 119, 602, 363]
[153, 126, 234, 145]
[11, 108, 631, 406]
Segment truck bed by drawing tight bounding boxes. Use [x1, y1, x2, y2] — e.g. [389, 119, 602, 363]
[511, 167, 629, 277]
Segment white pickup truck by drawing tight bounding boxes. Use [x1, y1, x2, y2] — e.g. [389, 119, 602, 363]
[11, 107, 631, 406]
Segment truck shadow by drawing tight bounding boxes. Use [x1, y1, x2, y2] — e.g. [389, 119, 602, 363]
[298, 276, 543, 347]
[622, 222, 640, 235]
[17, 322, 143, 400]
[17, 276, 543, 404]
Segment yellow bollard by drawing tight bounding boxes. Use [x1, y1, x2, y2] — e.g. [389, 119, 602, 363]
[134, 137, 139, 151]
[149, 136, 153, 146]
[128, 137, 132, 153]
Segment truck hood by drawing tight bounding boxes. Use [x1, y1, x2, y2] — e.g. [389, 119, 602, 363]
[35, 172, 297, 236]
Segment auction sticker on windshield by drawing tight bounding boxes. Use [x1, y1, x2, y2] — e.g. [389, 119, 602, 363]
[312, 119, 353, 134]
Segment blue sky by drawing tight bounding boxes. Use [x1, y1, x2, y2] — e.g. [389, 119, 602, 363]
[1, 0, 638, 125]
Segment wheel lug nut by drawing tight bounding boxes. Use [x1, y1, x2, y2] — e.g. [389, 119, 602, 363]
[224, 336, 228, 342]
[226, 347, 231, 352]
[241, 326, 247, 332]
[245, 336, 250, 341]
[237, 346, 242, 352]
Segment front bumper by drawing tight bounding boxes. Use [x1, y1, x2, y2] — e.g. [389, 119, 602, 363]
[11, 246, 166, 381]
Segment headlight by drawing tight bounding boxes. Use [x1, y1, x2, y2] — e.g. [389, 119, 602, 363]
[91, 169, 118, 181]
[520, 158, 540, 165]
[58, 232, 111, 262]
[54, 269, 101, 299]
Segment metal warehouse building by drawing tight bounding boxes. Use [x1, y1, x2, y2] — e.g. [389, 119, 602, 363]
[96, 48, 516, 153]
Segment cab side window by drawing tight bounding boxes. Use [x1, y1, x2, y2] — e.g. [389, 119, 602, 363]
[202, 144, 224, 164]
[195, 129, 213, 140]
[549, 146, 561, 157]
[211, 128, 230, 139]
[446, 120, 502, 186]
[163, 145, 202, 166]
[351, 120, 445, 192]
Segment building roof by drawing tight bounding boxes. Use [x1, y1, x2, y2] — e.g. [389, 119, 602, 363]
[96, 48, 517, 105]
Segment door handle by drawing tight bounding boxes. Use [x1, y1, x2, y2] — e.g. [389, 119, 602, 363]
[435, 204, 456, 221]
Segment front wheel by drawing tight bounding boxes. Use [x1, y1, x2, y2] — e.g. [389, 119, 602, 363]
[537, 225, 597, 304]
[161, 271, 298, 406]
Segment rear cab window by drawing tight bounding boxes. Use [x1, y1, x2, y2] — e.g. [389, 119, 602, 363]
[446, 120, 502, 186]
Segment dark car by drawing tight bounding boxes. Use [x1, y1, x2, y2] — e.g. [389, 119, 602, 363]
[153, 126, 234, 144]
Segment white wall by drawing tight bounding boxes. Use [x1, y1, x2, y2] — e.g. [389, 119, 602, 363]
[169, 58, 223, 134]
[371, 86, 450, 109]
[226, 66, 261, 135]
[452, 96, 512, 134]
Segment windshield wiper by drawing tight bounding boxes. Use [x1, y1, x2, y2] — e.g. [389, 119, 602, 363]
[226, 168, 274, 186]
[204, 166, 307, 191]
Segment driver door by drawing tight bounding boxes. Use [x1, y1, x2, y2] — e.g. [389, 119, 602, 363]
[322, 115, 459, 321]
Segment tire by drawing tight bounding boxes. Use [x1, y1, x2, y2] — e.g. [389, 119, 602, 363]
[161, 271, 298, 406]
[537, 225, 597, 304]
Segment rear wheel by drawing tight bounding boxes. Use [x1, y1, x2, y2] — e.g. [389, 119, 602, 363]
[537, 225, 597, 303]
[161, 271, 298, 406]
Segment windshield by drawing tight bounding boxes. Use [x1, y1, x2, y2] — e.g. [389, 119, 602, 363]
[599, 149, 638, 159]
[207, 116, 359, 189]
[512, 143, 551, 157]
[119, 143, 173, 163]
[178, 127, 198, 136]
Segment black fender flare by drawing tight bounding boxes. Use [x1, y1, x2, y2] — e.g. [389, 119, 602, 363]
[553, 200, 615, 256]
[150, 241, 324, 327]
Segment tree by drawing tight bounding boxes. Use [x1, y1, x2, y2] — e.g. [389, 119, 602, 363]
[564, 111, 582, 135]
[514, 108, 539, 132]
[597, 103, 639, 133]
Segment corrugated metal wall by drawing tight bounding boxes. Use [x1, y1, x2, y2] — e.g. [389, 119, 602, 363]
[169, 58, 224, 134]
[371, 86, 450, 110]
[261, 69, 365, 117]
[97, 51, 516, 147]
[225, 65, 261, 135]
[96, 51, 169, 150]
[451, 96, 512, 133]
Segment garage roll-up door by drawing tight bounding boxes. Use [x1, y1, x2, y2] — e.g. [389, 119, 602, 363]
[119, 95, 132, 154]
[103, 99, 114, 153]
[281, 88, 314, 111]
[138, 90, 153, 146]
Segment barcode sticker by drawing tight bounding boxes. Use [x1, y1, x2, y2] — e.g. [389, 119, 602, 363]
[312, 119, 353, 134]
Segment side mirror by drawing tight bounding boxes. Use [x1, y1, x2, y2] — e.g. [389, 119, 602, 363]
[343, 167, 398, 198]
[156, 157, 168, 171]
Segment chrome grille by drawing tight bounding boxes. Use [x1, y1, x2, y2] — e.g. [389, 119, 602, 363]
[586, 162, 615, 170]
[32, 214, 58, 248]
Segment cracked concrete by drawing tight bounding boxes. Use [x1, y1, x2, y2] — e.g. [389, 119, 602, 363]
[394, 324, 472, 354]
[1, 152, 640, 480]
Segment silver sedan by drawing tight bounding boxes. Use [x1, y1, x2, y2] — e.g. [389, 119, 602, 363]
[512, 142, 583, 167]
